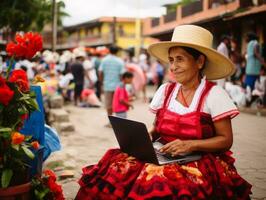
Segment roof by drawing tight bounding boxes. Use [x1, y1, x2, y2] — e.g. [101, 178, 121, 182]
[99, 17, 136, 23]
[225, 4, 266, 20]
[64, 19, 100, 31]
[64, 17, 136, 31]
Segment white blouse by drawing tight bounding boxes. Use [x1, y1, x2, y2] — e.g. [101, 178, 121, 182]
[149, 79, 239, 121]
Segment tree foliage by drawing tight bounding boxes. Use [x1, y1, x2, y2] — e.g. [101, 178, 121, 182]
[0, 0, 69, 33]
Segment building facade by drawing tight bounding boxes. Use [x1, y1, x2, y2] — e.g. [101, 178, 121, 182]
[143, 0, 266, 53]
[43, 17, 156, 53]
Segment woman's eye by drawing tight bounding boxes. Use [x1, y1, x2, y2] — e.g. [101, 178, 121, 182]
[176, 57, 183, 62]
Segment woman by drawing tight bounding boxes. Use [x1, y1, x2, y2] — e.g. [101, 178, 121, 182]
[76, 25, 251, 200]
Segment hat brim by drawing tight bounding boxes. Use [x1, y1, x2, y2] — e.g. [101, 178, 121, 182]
[148, 41, 235, 80]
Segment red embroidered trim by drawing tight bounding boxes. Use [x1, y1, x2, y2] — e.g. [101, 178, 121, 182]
[149, 107, 157, 114]
[212, 109, 239, 122]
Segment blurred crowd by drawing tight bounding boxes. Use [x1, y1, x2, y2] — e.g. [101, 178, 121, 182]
[0, 31, 265, 114]
[215, 32, 266, 108]
[0, 45, 164, 110]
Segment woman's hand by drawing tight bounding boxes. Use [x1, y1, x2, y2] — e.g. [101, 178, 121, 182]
[160, 139, 194, 156]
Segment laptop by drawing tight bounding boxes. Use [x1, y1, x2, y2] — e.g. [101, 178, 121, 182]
[108, 116, 202, 165]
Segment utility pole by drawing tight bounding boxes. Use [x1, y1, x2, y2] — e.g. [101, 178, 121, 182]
[112, 16, 117, 45]
[112, 0, 117, 45]
[135, 18, 141, 58]
[135, 0, 142, 58]
[52, 0, 57, 51]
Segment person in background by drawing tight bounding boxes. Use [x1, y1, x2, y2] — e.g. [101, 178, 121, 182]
[83, 55, 97, 89]
[245, 32, 265, 91]
[112, 71, 134, 119]
[0, 56, 3, 72]
[139, 53, 149, 102]
[92, 51, 102, 100]
[230, 38, 244, 84]
[155, 60, 165, 89]
[58, 66, 74, 102]
[247, 68, 266, 107]
[71, 52, 85, 106]
[216, 35, 231, 87]
[99, 45, 125, 127]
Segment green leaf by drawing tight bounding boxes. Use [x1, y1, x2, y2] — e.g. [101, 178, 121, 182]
[0, 131, 11, 139]
[24, 135, 32, 141]
[29, 91, 36, 98]
[18, 107, 27, 114]
[19, 95, 31, 101]
[34, 188, 50, 199]
[0, 128, 12, 132]
[12, 144, 20, 151]
[29, 99, 39, 111]
[22, 146, 35, 159]
[1, 169, 13, 188]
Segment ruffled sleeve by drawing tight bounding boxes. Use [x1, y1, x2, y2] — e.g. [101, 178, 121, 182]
[149, 83, 168, 114]
[206, 85, 239, 121]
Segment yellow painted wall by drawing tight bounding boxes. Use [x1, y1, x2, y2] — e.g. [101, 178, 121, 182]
[115, 22, 154, 50]
[117, 22, 135, 36]
[80, 28, 86, 38]
[64, 20, 155, 50]
[92, 27, 99, 36]
[101, 23, 111, 35]
[117, 37, 137, 49]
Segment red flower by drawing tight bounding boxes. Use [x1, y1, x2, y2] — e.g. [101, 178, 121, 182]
[9, 69, 30, 92]
[9, 69, 28, 82]
[47, 177, 61, 192]
[44, 170, 57, 181]
[24, 32, 43, 59]
[20, 113, 28, 120]
[47, 178, 64, 200]
[0, 76, 14, 105]
[44, 170, 65, 200]
[11, 132, 25, 145]
[6, 32, 43, 59]
[31, 141, 40, 150]
[6, 42, 17, 57]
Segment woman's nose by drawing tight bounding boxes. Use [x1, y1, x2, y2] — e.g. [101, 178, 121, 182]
[170, 63, 178, 72]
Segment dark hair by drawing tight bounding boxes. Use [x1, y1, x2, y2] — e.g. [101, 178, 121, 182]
[169, 46, 205, 60]
[109, 45, 119, 54]
[247, 32, 258, 41]
[220, 34, 230, 42]
[122, 71, 133, 79]
[20, 66, 27, 72]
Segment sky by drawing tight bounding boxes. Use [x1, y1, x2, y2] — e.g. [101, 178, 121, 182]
[63, 0, 178, 26]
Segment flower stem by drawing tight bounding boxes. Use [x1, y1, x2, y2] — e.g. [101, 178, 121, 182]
[6, 56, 14, 79]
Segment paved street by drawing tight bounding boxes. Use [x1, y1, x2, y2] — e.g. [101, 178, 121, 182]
[46, 86, 266, 200]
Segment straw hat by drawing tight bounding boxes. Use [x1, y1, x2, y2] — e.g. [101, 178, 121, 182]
[148, 25, 235, 80]
[73, 47, 87, 58]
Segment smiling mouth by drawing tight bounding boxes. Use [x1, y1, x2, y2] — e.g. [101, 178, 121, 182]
[172, 70, 184, 75]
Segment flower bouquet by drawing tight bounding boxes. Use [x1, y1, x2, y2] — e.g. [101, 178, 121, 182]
[32, 170, 64, 200]
[0, 32, 43, 190]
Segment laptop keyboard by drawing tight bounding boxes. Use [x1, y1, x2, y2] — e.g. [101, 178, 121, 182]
[154, 148, 173, 160]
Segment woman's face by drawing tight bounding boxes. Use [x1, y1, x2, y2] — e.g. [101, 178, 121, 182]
[168, 47, 203, 84]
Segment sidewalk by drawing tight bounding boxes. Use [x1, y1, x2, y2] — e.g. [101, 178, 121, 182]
[239, 107, 266, 117]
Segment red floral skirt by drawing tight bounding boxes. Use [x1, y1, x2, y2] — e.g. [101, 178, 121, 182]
[75, 149, 251, 200]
